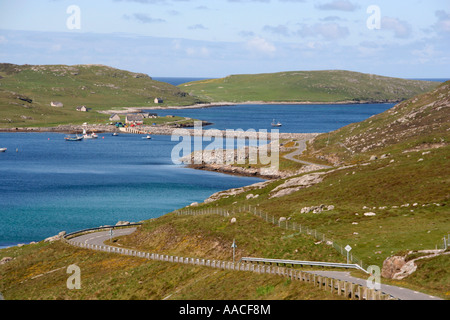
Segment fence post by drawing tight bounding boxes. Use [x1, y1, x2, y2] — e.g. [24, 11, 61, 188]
[357, 285, 362, 300]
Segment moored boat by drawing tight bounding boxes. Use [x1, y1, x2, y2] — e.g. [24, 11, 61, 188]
[83, 129, 98, 139]
[65, 135, 84, 141]
[0, 148, 7, 152]
[271, 119, 282, 127]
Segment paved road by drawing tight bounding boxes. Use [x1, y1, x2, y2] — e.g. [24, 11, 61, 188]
[68, 228, 444, 300]
[305, 271, 443, 300]
[68, 228, 137, 247]
[283, 139, 333, 169]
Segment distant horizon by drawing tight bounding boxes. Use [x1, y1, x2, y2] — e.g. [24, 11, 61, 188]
[1, 61, 448, 82]
[1, 1, 449, 79]
[152, 75, 450, 81]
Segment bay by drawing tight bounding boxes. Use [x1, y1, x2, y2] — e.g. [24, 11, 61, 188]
[0, 133, 262, 247]
[148, 103, 395, 133]
[0, 102, 397, 248]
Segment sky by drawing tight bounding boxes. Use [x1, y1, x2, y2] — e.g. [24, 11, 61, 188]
[0, 0, 449, 78]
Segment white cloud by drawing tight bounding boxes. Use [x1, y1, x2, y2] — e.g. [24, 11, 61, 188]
[434, 10, 450, 35]
[123, 13, 165, 24]
[186, 46, 210, 58]
[297, 22, 349, 40]
[381, 17, 411, 39]
[412, 44, 435, 64]
[50, 44, 62, 52]
[188, 24, 208, 30]
[316, 0, 359, 12]
[263, 24, 290, 37]
[245, 37, 276, 54]
[172, 39, 182, 50]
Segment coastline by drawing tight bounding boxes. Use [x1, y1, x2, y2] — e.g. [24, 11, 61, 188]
[101, 99, 401, 113]
[0, 124, 321, 141]
[0, 99, 398, 133]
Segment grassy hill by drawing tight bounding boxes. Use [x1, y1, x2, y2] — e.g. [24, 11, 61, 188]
[1, 80, 449, 301]
[179, 70, 439, 103]
[0, 63, 200, 127]
[303, 80, 450, 165]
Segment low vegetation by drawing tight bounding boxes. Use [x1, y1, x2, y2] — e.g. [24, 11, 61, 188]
[0, 76, 448, 300]
[179, 70, 438, 103]
[0, 63, 201, 128]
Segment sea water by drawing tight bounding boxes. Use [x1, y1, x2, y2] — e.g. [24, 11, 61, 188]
[0, 102, 395, 248]
[149, 103, 395, 133]
[0, 133, 262, 247]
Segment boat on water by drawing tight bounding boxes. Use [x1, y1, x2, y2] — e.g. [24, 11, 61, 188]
[65, 135, 84, 141]
[83, 129, 98, 139]
[271, 119, 282, 127]
[0, 148, 7, 152]
[142, 135, 152, 140]
[112, 132, 119, 136]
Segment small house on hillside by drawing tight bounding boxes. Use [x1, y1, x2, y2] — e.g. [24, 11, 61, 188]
[76, 106, 88, 112]
[109, 114, 121, 122]
[125, 114, 144, 125]
[51, 101, 64, 108]
[154, 98, 163, 104]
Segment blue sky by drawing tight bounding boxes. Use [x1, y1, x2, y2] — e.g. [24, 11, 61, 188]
[0, 0, 449, 78]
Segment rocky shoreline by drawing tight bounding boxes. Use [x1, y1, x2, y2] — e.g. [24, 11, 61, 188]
[0, 124, 320, 140]
[0, 123, 325, 189]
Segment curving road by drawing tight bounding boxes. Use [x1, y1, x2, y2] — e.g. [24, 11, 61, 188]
[306, 271, 443, 301]
[68, 228, 443, 300]
[283, 138, 333, 169]
[68, 228, 137, 247]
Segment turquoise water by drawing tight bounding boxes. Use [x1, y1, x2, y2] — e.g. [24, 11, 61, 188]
[0, 133, 262, 247]
[0, 102, 398, 248]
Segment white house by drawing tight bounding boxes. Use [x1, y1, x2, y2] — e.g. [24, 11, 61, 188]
[51, 101, 64, 107]
[109, 114, 121, 122]
[125, 114, 144, 125]
[76, 106, 88, 112]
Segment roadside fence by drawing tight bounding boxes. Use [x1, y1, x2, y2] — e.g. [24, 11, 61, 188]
[436, 233, 450, 251]
[67, 234, 394, 300]
[176, 205, 369, 272]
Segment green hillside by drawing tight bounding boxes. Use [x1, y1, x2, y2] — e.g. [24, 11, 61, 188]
[304, 80, 450, 165]
[0, 63, 200, 127]
[1, 79, 449, 301]
[179, 70, 439, 103]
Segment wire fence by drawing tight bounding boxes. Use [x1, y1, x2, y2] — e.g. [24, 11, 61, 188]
[436, 234, 450, 251]
[176, 204, 369, 271]
[67, 237, 394, 300]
